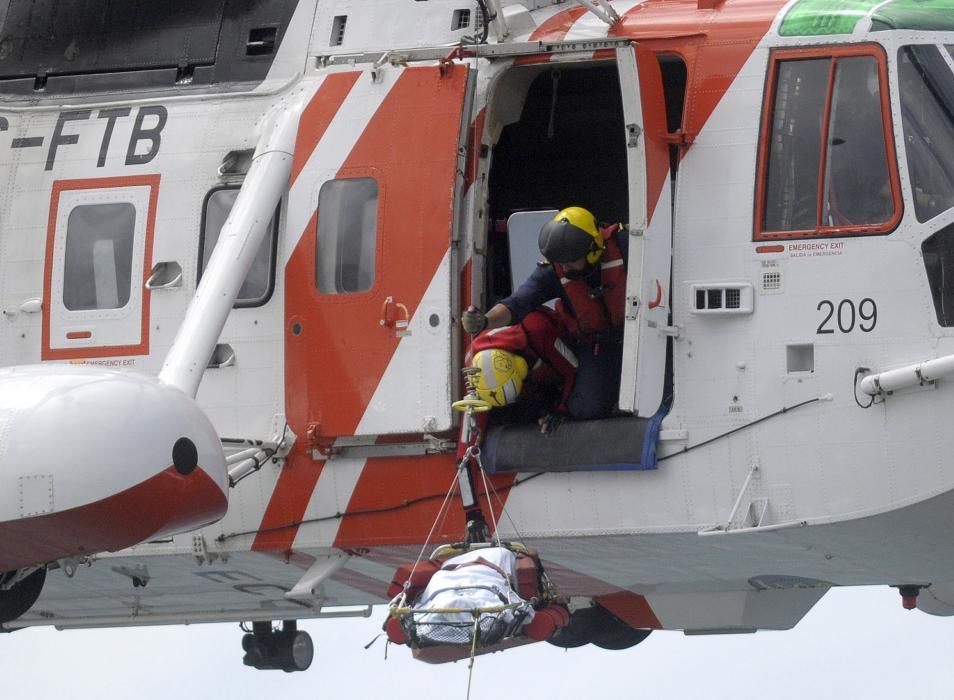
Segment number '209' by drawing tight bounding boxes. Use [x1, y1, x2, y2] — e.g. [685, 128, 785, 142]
[816, 299, 877, 334]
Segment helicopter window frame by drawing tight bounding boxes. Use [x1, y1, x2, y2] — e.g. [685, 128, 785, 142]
[43, 175, 158, 361]
[754, 44, 903, 241]
[198, 186, 279, 309]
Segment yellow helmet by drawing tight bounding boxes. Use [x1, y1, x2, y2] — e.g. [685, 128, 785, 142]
[470, 349, 529, 407]
[538, 206, 604, 265]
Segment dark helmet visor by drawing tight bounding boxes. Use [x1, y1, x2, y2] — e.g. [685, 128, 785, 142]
[538, 219, 595, 263]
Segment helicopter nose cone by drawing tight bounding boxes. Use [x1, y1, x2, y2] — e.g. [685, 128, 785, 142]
[0, 364, 228, 571]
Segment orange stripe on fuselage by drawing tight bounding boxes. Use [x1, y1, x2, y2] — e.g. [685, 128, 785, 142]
[251, 443, 323, 553]
[529, 6, 589, 42]
[516, 6, 590, 65]
[611, 0, 789, 143]
[333, 454, 517, 547]
[0, 464, 225, 572]
[289, 72, 362, 188]
[596, 590, 664, 629]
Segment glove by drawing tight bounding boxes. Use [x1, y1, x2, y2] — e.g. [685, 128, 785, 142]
[461, 307, 488, 334]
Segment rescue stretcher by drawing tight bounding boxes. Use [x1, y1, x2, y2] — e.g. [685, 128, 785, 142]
[384, 542, 570, 663]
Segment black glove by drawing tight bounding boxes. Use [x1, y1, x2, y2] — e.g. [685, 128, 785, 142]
[461, 307, 487, 334]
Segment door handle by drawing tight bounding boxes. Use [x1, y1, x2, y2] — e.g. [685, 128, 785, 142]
[380, 296, 411, 337]
[145, 262, 183, 290]
[207, 343, 236, 369]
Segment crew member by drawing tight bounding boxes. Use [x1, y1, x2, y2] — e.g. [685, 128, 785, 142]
[462, 206, 627, 420]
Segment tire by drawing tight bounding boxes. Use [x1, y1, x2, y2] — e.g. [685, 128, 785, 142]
[0, 568, 47, 625]
[545, 606, 602, 648]
[589, 605, 652, 650]
[546, 604, 653, 650]
[591, 624, 652, 650]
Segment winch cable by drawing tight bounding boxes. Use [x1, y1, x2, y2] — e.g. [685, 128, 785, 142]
[400, 466, 464, 607]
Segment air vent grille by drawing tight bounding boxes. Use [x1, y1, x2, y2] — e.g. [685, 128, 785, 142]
[453, 9, 472, 30]
[762, 270, 782, 292]
[691, 283, 754, 315]
[330, 15, 348, 46]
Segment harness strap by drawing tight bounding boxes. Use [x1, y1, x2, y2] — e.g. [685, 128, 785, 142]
[443, 556, 511, 586]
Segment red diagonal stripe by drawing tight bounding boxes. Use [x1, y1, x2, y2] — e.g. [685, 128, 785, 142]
[596, 590, 663, 629]
[251, 444, 323, 552]
[290, 72, 362, 187]
[529, 6, 588, 41]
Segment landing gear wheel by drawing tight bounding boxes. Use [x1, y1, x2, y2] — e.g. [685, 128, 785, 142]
[0, 568, 47, 625]
[545, 605, 601, 648]
[591, 617, 652, 650]
[545, 604, 652, 650]
[586, 605, 651, 650]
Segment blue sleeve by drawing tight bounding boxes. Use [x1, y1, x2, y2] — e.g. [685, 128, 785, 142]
[499, 265, 562, 324]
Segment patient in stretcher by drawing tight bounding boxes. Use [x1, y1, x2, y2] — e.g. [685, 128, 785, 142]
[411, 547, 534, 646]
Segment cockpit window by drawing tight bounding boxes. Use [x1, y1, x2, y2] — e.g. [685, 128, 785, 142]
[898, 45, 954, 223]
[822, 57, 894, 226]
[756, 46, 901, 239]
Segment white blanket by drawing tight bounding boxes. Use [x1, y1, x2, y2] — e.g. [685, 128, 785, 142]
[411, 547, 534, 645]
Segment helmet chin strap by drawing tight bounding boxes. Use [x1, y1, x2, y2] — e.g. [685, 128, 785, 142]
[585, 239, 605, 266]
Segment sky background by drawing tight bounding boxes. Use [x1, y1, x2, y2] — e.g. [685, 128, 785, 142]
[3, 585, 954, 699]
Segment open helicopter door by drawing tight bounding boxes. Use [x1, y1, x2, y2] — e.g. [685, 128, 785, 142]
[616, 46, 672, 416]
[285, 64, 473, 450]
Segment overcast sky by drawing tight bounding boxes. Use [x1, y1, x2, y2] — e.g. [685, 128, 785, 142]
[2, 585, 953, 699]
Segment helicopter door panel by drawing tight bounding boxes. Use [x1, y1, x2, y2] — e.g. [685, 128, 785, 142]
[285, 66, 471, 442]
[43, 175, 157, 361]
[617, 46, 672, 416]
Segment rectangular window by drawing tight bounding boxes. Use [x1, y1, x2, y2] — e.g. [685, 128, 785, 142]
[316, 178, 378, 294]
[756, 47, 900, 239]
[763, 59, 828, 232]
[899, 45, 954, 223]
[922, 222, 954, 326]
[199, 187, 278, 307]
[64, 202, 135, 310]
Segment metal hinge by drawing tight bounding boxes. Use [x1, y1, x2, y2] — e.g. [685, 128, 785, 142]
[626, 122, 642, 148]
[625, 296, 640, 320]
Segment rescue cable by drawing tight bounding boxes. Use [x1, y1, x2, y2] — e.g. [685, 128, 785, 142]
[382, 370, 557, 697]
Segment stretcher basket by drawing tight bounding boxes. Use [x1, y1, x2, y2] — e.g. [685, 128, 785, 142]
[387, 542, 545, 650]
